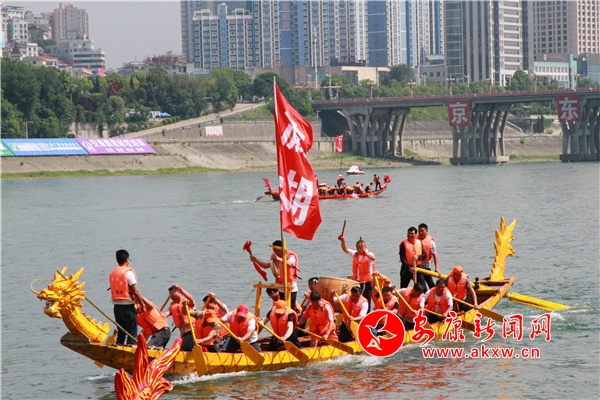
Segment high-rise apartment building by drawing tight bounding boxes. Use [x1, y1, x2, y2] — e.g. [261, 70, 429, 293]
[52, 3, 88, 41]
[2, 5, 30, 44]
[532, 0, 599, 62]
[368, 0, 410, 67]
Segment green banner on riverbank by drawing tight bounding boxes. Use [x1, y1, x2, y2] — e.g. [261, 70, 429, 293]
[0, 142, 14, 156]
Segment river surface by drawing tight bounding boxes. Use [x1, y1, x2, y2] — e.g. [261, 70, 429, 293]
[2, 162, 599, 399]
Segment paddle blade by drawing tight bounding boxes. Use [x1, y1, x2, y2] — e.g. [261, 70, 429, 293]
[478, 307, 504, 323]
[349, 321, 359, 339]
[284, 341, 309, 364]
[326, 339, 355, 354]
[240, 341, 265, 366]
[506, 292, 569, 311]
[192, 344, 208, 376]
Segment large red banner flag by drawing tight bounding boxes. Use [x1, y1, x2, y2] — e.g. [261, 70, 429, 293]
[274, 83, 321, 240]
[335, 134, 344, 153]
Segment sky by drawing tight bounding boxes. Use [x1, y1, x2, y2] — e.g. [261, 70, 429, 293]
[7, 1, 182, 69]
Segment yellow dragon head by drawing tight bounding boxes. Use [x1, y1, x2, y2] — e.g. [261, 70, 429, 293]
[35, 267, 86, 319]
[489, 217, 516, 281]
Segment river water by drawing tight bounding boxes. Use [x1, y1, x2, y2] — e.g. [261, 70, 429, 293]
[2, 162, 598, 399]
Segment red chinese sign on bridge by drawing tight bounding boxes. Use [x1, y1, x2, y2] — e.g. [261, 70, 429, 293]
[448, 100, 471, 126]
[556, 95, 581, 123]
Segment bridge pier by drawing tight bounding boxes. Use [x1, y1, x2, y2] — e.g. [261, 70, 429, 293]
[560, 97, 600, 162]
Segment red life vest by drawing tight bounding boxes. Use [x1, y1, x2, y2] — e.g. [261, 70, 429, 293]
[304, 299, 337, 339]
[137, 305, 168, 337]
[420, 235, 435, 262]
[352, 252, 375, 283]
[342, 295, 367, 324]
[169, 301, 195, 332]
[373, 292, 398, 311]
[401, 239, 423, 266]
[269, 307, 298, 337]
[447, 274, 469, 300]
[275, 250, 299, 284]
[398, 288, 424, 320]
[109, 266, 137, 302]
[194, 309, 218, 346]
[426, 289, 451, 315]
[208, 303, 230, 339]
[229, 311, 257, 337]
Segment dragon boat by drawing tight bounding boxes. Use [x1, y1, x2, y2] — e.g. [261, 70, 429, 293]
[32, 218, 517, 376]
[262, 175, 391, 201]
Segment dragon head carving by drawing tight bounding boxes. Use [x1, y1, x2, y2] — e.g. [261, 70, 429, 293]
[36, 267, 87, 319]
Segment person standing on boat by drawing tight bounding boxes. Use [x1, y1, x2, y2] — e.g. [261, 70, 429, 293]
[399, 227, 427, 288]
[265, 300, 302, 351]
[298, 291, 338, 347]
[337, 175, 345, 187]
[374, 174, 382, 191]
[109, 249, 145, 345]
[135, 295, 171, 349]
[332, 286, 368, 343]
[398, 282, 426, 330]
[163, 284, 196, 352]
[338, 235, 376, 312]
[446, 265, 479, 312]
[417, 223, 440, 290]
[221, 304, 262, 353]
[250, 240, 300, 313]
[424, 279, 453, 323]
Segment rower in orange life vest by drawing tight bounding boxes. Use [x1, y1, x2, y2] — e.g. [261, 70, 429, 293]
[372, 286, 399, 314]
[424, 279, 453, 324]
[446, 265, 479, 312]
[397, 282, 426, 330]
[298, 291, 338, 347]
[221, 304, 262, 353]
[338, 234, 376, 312]
[135, 295, 171, 348]
[189, 308, 221, 353]
[399, 227, 427, 288]
[109, 249, 146, 345]
[417, 223, 440, 290]
[163, 284, 196, 352]
[200, 292, 231, 350]
[265, 300, 302, 351]
[250, 240, 300, 313]
[332, 286, 368, 343]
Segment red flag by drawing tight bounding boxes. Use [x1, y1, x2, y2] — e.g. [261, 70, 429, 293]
[274, 83, 321, 240]
[335, 134, 344, 153]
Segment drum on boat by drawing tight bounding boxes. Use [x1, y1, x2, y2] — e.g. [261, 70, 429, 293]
[314, 276, 359, 313]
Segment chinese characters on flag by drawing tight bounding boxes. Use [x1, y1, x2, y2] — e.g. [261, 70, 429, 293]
[448, 100, 471, 126]
[274, 83, 322, 240]
[335, 134, 344, 153]
[556, 95, 581, 123]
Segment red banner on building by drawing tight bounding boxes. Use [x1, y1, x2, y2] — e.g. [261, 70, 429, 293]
[335, 134, 344, 153]
[274, 83, 321, 241]
[448, 100, 471, 126]
[556, 95, 581, 123]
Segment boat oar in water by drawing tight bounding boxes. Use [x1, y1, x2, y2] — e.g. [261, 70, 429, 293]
[296, 327, 355, 354]
[415, 267, 570, 312]
[333, 293, 359, 339]
[184, 303, 208, 376]
[216, 319, 265, 366]
[257, 321, 308, 364]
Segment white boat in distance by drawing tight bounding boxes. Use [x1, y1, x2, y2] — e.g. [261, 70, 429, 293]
[346, 165, 364, 175]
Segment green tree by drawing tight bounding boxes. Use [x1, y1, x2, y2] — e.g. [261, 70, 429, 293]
[576, 77, 599, 89]
[0, 91, 24, 136]
[252, 72, 289, 99]
[1, 58, 41, 119]
[510, 70, 534, 92]
[382, 64, 414, 86]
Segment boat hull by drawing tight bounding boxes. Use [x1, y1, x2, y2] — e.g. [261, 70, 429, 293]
[319, 187, 386, 200]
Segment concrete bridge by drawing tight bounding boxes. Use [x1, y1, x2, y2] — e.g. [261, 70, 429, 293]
[312, 88, 600, 164]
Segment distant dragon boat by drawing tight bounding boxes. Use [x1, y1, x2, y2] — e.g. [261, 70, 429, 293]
[262, 175, 391, 201]
[32, 218, 518, 377]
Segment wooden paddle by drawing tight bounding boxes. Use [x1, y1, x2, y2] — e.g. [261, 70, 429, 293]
[392, 287, 434, 331]
[184, 303, 208, 376]
[341, 220, 347, 236]
[334, 293, 359, 339]
[159, 292, 171, 312]
[297, 327, 355, 354]
[422, 308, 475, 332]
[216, 319, 265, 366]
[452, 297, 504, 323]
[257, 321, 308, 364]
[373, 273, 384, 310]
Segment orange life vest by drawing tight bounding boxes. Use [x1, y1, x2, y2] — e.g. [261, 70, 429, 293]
[137, 305, 168, 337]
[352, 252, 375, 283]
[304, 300, 338, 340]
[342, 295, 367, 324]
[269, 307, 298, 337]
[208, 303, 230, 339]
[426, 289, 451, 315]
[275, 250, 299, 284]
[447, 274, 469, 300]
[169, 301, 195, 332]
[401, 239, 423, 266]
[420, 235, 435, 262]
[398, 288, 425, 320]
[373, 293, 398, 311]
[229, 311, 257, 337]
[109, 266, 137, 302]
[194, 309, 218, 346]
